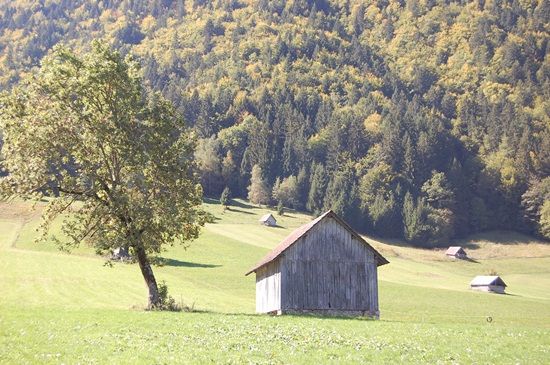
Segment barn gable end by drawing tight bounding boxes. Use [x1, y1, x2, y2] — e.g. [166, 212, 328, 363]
[246, 211, 388, 318]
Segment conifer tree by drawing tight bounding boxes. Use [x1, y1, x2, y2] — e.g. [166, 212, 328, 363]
[247, 164, 270, 206]
[307, 163, 327, 215]
[220, 187, 232, 209]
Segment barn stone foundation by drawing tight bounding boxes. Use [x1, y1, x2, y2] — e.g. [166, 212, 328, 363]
[273, 309, 380, 319]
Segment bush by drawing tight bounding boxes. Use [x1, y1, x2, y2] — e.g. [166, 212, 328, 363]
[156, 281, 193, 312]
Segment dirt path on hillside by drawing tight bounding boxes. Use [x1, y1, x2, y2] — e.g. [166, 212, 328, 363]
[0, 201, 44, 248]
[0, 201, 43, 221]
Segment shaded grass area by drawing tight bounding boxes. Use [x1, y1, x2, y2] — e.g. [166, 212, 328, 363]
[1, 307, 548, 365]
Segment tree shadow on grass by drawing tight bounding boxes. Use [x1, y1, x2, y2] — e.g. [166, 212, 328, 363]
[461, 242, 481, 250]
[203, 197, 220, 205]
[202, 196, 258, 210]
[225, 208, 255, 215]
[268, 225, 286, 229]
[230, 200, 257, 209]
[154, 258, 221, 268]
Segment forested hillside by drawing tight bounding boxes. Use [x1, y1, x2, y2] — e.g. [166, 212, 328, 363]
[0, 0, 549, 246]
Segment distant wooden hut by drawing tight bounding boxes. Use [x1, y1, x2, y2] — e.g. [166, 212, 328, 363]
[111, 246, 130, 261]
[445, 246, 467, 259]
[470, 276, 507, 294]
[246, 210, 389, 318]
[259, 213, 276, 227]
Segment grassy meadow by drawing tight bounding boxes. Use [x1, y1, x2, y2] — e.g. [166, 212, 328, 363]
[0, 198, 549, 364]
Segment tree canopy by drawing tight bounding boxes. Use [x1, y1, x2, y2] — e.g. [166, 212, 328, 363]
[0, 41, 206, 309]
[0, 0, 549, 245]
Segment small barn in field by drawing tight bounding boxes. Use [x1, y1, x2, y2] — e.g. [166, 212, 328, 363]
[111, 246, 130, 261]
[445, 246, 467, 259]
[259, 213, 277, 227]
[246, 210, 389, 318]
[470, 276, 507, 294]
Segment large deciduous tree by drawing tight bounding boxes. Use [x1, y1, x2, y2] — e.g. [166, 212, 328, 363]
[0, 42, 206, 309]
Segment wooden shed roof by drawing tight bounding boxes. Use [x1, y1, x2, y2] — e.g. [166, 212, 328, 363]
[445, 246, 466, 255]
[259, 213, 276, 222]
[245, 210, 389, 276]
[469, 276, 507, 287]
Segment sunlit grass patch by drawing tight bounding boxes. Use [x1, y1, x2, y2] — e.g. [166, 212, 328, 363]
[0, 199, 549, 364]
[1, 308, 548, 364]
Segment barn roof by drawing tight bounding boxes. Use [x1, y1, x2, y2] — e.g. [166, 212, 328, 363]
[259, 213, 275, 222]
[245, 210, 389, 276]
[445, 246, 466, 255]
[469, 276, 507, 287]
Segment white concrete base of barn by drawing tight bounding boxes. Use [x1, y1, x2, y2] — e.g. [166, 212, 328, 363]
[267, 309, 380, 319]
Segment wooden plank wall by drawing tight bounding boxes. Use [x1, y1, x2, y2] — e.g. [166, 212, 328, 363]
[255, 261, 281, 313]
[279, 217, 379, 312]
[471, 285, 505, 294]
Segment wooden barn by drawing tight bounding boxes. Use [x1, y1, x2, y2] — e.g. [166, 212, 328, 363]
[445, 246, 467, 259]
[470, 276, 507, 294]
[259, 213, 276, 226]
[111, 246, 130, 261]
[245, 210, 389, 318]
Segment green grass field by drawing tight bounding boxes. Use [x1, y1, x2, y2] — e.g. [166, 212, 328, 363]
[1, 199, 549, 364]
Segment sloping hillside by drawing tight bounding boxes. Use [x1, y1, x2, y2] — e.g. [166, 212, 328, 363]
[1, 199, 549, 363]
[1, 199, 549, 327]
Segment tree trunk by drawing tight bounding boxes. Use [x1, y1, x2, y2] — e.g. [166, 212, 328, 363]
[135, 246, 160, 309]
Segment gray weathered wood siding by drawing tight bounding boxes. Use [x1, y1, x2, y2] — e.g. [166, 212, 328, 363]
[255, 261, 281, 313]
[279, 218, 379, 312]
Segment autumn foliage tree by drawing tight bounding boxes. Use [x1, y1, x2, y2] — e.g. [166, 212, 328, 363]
[0, 42, 206, 309]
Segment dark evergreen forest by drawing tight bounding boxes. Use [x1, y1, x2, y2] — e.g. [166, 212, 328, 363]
[1, 0, 549, 246]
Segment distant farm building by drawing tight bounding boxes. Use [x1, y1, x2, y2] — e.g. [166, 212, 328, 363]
[246, 210, 389, 318]
[259, 213, 277, 227]
[470, 276, 507, 294]
[111, 246, 130, 261]
[445, 246, 467, 259]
